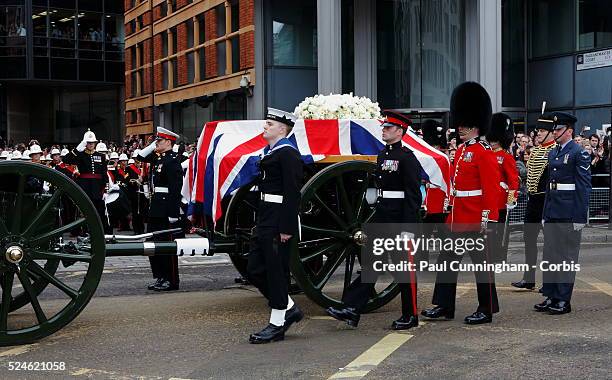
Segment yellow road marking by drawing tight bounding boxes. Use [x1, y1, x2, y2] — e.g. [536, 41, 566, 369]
[578, 275, 612, 297]
[0, 344, 38, 357]
[310, 316, 335, 320]
[328, 333, 413, 379]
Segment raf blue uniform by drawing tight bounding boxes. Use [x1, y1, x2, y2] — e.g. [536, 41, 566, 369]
[538, 112, 591, 314]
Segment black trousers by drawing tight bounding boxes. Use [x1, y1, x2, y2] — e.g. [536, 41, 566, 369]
[93, 198, 112, 235]
[247, 227, 291, 310]
[432, 232, 499, 314]
[128, 192, 145, 234]
[522, 194, 545, 283]
[542, 221, 581, 302]
[147, 217, 181, 286]
[343, 271, 417, 317]
[488, 209, 508, 264]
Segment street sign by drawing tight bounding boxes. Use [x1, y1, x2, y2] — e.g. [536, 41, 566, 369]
[577, 48, 612, 71]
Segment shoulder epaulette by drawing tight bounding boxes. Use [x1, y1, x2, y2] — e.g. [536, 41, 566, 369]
[478, 140, 492, 150]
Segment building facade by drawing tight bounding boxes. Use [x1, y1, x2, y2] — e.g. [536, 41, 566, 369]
[125, 0, 611, 143]
[123, 0, 255, 142]
[0, 0, 125, 145]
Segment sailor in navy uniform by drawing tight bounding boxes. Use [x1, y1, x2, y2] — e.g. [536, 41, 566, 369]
[62, 129, 111, 234]
[535, 112, 591, 315]
[325, 111, 422, 330]
[137, 127, 184, 292]
[247, 108, 304, 344]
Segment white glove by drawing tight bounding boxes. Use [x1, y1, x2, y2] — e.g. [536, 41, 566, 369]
[138, 142, 156, 158]
[506, 202, 517, 210]
[573, 223, 585, 231]
[43, 182, 50, 192]
[168, 217, 179, 224]
[109, 183, 120, 192]
[76, 140, 87, 152]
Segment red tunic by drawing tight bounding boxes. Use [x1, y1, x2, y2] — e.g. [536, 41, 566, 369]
[493, 148, 519, 210]
[448, 138, 501, 229]
[425, 187, 446, 214]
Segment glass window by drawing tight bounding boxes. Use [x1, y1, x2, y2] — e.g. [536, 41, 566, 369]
[32, 7, 48, 36]
[78, 12, 102, 52]
[197, 14, 205, 44]
[50, 0, 75, 8]
[162, 60, 169, 89]
[0, 5, 26, 38]
[421, 0, 465, 108]
[502, 0, 525, 108]
[230, 36, 239, 73]
[78, 0, 101, 12]
[172, 58, 178, 87]
[271, 0, 317, 67]
[49, 8, 76, 41]
[198, 47, 205, 79]
[161, 30, 168, 56]
[33, 0, 48, 6]
[160, 2, 168, 18]
[104, 14, 124, 46]
[215, 3, 226, 37]
[230, 0, 239, 33]
[186, 18, 194, 48]
[104, 0, 123, 14]
[578, 0, 612, 50]
[187, 51, 195, 83]
[216, 41, 226, 75]
[341, 0, 354, 94]
[170, 26, 177, 54]
[529, 0, 574, 58]
[376, 0, 421, 109]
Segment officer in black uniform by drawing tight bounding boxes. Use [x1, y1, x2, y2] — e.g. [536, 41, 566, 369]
[62, 129, 111, 234]
[535, 112, 591, 314]
[137, 127, 184, 292]
[326, 111, 422, 330]
[247, 108, 304, 344]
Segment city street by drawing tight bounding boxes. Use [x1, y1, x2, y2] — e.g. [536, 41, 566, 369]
[0, 231, 610, 379]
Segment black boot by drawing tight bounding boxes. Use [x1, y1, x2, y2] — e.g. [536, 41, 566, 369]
[325, 307, 360, 327]
[534, 298, 555, 312]
[548, 300, 571, 315]
[391, 315, 418, 330]
[464, 311, 492, 325]
[147, 278, 162, 290]
[153, 279, 179, 291]
[284, 305, 304, 332]
[511, 280, 535, 290]
[249, 324, 285, 344]
[421, 306, 454, 320]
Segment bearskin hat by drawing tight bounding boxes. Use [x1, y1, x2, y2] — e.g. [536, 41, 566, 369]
[421, 119, 448, 149]
[486, 112, 514, 150]
[449, 81, 492, 136]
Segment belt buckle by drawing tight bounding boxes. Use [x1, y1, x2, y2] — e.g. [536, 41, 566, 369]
[550, 183, 557, 190]
[377, 189, 383, 197]
[451, 189, 457, 197]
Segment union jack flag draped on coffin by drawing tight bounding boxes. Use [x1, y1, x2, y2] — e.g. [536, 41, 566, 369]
[182, 119, 450, 223]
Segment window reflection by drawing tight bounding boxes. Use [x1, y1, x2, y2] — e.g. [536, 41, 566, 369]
[271, 0, 317, 67]
[578, 0, 612, 50]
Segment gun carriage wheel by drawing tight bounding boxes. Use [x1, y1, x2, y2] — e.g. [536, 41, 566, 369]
[0, 162, 105, 346]
[290, 160, 400, 312]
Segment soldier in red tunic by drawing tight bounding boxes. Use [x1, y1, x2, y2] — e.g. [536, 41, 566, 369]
[421, 82, 501, 325]
[486, 113, 520, 262]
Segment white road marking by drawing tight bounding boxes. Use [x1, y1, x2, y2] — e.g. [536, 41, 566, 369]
[328, 333, 413, 379]
[0, 344, 38, 357]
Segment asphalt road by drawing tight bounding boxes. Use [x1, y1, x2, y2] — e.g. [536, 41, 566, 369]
[0, 245, 610, 379]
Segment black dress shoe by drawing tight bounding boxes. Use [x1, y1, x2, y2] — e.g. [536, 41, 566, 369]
[511, 280, 535, 290]
[148, 278, 162, 290]
[284, 305, 304, 332]
[153, 279, 179, 291]
[538, 287, 543, 294]
[249, 324, 285, 344]
[464, 311, 492, 325]
[391, 315, 418, 330]
[534, 298, 555, 312]
[325, 307, 360, 327]
[420, 306, 454, 320]
[548, 300, 571, 315]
